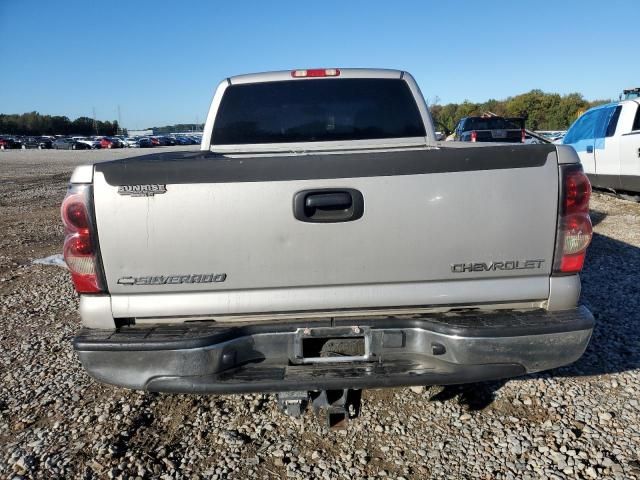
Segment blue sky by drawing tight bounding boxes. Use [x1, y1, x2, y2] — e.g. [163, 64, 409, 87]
[0, 0, 638, 129]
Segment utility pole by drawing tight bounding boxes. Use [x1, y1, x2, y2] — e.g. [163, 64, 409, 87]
[92, 107, 98, 135]
[117, 105, 122, 135]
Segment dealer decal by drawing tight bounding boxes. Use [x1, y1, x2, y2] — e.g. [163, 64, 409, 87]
[117, 184, 167, 197]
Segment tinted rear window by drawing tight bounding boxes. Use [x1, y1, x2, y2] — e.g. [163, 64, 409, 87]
[462, 117, 523, 131]
[212, 78, 426, 145]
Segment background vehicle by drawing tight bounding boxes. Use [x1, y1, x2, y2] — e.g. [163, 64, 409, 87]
[563, 99, 640, 193]
[73, 137, 102, 149]
[157, 136, 176, 146]
[453, 115, 525, 143]
[67, 69, 594, 419]
[123, 137, 140, 147]
[115, 136, 133, 147]
[173, 136, 196, 145]
[623, 87, 640, 100]
[53, 138, 90, 150]
[22, 137, 53, 150]
[0, 137, 23, 149]
[99, 137, 121, 149]
[137, 137, 153, 148]
[524, 134, 546, 144]
[538, 130, 566, 143]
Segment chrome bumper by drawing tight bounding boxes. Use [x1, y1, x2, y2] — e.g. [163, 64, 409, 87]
[73, 306, 594, 393]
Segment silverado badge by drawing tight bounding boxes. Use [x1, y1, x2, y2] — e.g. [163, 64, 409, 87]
[117, 273, 227, 286]
[117, 184, 167, 197]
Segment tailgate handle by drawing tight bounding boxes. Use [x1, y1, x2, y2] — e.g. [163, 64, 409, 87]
[293, 188, 364, 223]
[305, 192, 351, 209]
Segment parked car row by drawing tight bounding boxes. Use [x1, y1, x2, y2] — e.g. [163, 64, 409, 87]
[58, 134, 202, 150]
[1, 136, 56, 150]
[0, 134, 202, 150]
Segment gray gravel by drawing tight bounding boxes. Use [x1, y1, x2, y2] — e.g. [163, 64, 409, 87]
[1, 148, 639, 479]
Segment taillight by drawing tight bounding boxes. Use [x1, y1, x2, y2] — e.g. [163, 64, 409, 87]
[61, 184, 105, 293]
[470, 130, 477, 142]
[553, 165, 592, 274]
[291, 68, 340, 78]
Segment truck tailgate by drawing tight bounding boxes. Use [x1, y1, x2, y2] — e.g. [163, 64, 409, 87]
[93, 144, 559, 318]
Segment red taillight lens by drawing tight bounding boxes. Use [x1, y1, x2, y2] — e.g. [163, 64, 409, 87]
[61, 185, 104, 293]
[62, 201, 89, 231]
[554, 165, 592, 274]
[470, 130, 477, 142]
[66, 234, 94, 256]
[564, 168, 591, 212]
[560, 252, 586, 273]
[291, 68, 340, 78]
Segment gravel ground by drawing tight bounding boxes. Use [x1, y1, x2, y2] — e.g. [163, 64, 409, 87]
[1, 148, 639, 479]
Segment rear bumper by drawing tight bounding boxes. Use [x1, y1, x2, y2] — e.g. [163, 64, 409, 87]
[73, 306, 594, 394]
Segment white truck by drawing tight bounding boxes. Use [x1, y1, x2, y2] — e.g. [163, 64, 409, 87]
[63, 68, 594, 423]
[563, 98, 640, 194]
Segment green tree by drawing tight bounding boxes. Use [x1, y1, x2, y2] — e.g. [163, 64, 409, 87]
[429, 90, 612, 131]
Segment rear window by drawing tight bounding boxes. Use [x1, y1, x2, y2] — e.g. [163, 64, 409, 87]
[212, 78, 426, 145]
[462, 117, 523, 131]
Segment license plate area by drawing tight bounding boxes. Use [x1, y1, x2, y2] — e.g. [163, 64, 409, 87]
[291, 327, 372, 364]
[492, 129, 507, 138]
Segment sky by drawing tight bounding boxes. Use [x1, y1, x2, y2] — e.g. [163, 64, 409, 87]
[0, 0, 638, 129]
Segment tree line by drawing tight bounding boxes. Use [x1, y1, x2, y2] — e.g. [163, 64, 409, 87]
[0, 112, 120, 136]
[429, 89, 610, 133]
[151, 123, 204, 134]
[2, 90, 611, 137]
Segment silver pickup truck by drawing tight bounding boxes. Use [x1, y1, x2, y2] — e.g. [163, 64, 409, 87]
[64, 68, 594, 418]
